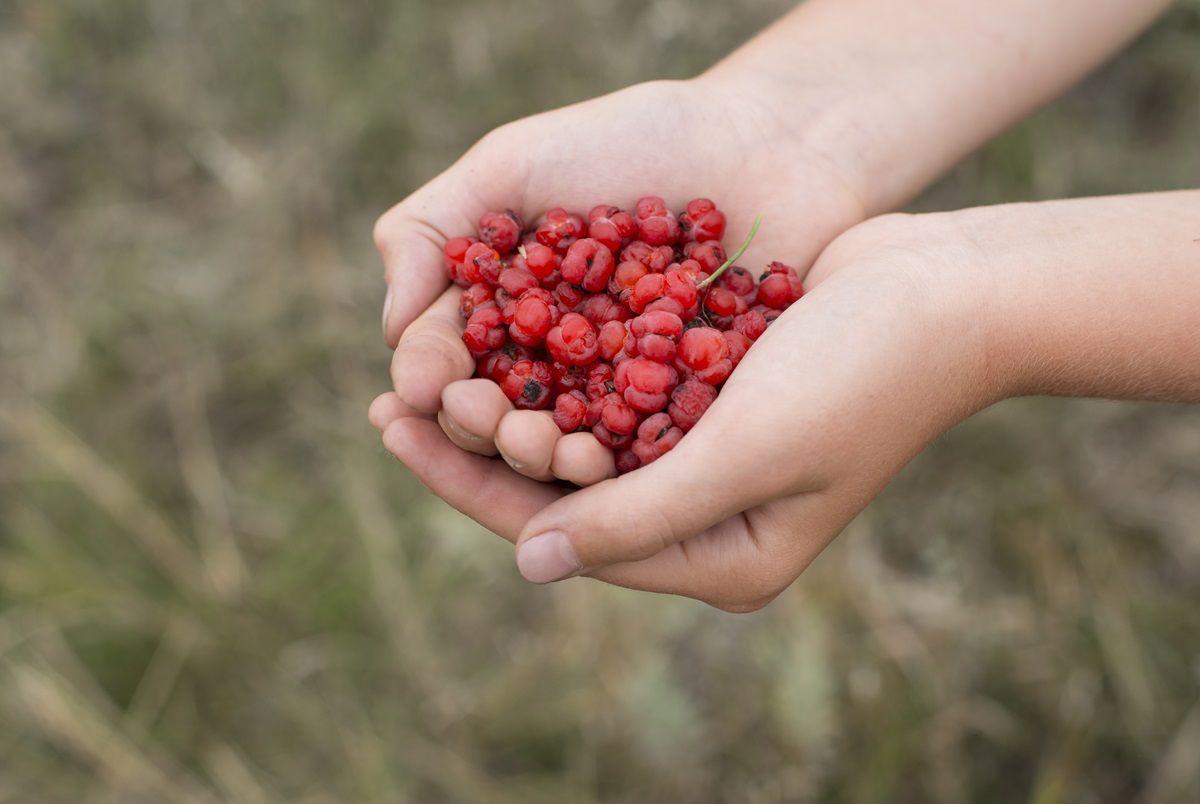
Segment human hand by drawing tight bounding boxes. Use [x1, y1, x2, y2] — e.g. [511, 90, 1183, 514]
[371, 74, 866, 485]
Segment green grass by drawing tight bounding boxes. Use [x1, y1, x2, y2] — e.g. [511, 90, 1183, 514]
[2, 1, 1200, 801]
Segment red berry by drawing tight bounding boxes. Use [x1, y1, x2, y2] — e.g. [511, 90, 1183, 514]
[668, 379, 717, 431]
[732, 309, 767, 340]
[560, 238, 616, 293]
[579, 292, 629, 325]
[723, 330, 752, 368]
[551, 361, 588, 394]
[598, 319, 636, 362]
[630, 310, 683, 363]
[462, 306, 506, 356]
[546, 312, 600, 366]
[459, 283, 495, 318]
[461, 242, 503, 286]
[587, 205, 638, 252]
[498, 266, 539, 297]
[703, 287, 740, 317]
[444, 236, 478, 286]
[632, 412, 684, 465]
[478, 342, 533, 384]
[508, 288, 559, 347]
[679, 197, 727, 243]
[757, 262, 804, 309]
[618, 357, 679, 412]
[478, 209, 523, 254]
[610, 259, 649, 301]
[621, 240, 675, 273]
[553, 390, 589, 433]
[716, 265, 756, 300]
[683, 240, 727, 274]
[585, 363, 616, 401]
[678, 326, 732, 385]
[553, 280, 587, 312]
[536, 208, 586, 252]
[522, 242, 559, 280]
[614, 449, 641, 474]
[634, 195, 681, 246]
[500, 359, 554, 410]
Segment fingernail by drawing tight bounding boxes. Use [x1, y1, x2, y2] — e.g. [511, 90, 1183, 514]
[517, 531, 581, 584]
[381, 285, 394, 335]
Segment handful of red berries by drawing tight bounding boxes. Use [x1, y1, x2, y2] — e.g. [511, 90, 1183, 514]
[447, 196, 803, 474]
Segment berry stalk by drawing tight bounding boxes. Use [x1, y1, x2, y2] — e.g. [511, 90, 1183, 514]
[695, 213, 763, 290]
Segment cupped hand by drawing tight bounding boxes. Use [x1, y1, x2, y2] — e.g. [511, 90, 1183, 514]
[372, 75, 866, 487]
[374, 210, 1002, 612]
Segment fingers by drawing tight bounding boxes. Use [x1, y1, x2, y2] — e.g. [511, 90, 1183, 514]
[593, 492, 848, 612]
[375, 174, 482, 349]
[440, 378, 512, 456]
[494, 411, 559, 481]
[368, 392, 425, 432]
[381, 416, 562, 541]
[550, 433, 616, 486]
[390, 287, 475, 414]
[510, 393, 782, 584]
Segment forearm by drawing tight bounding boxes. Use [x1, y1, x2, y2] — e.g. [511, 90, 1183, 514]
[705, 0, 1174, 215]
[957, 191, 1200, 403]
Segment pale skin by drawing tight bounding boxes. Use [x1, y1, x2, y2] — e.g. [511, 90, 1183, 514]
[370, 0, 1195, 611]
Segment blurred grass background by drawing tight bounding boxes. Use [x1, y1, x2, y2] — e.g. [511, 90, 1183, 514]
[2, 0, 1199, 801]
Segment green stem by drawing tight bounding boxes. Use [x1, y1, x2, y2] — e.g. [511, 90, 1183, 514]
[695, 213, 763, 290]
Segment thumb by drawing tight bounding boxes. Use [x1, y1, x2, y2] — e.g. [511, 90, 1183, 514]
[375, 133, 526, 348]
[512, 393, 780, 584]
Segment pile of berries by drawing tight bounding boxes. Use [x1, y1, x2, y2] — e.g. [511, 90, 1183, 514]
[448, 196, 803, 474]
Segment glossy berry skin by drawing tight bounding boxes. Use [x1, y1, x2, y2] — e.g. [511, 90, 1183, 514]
[553, 390, 589, 433]
[522, 242, 559, 280]
[679, 198, 727, 243]
[585, 363, 617, 401]
[545, 313, 600, 366]
[598, 319, 636, 362]
[630, 310, 683, 363]
[703, 287, 742, 318]
[717, 265, 756, 300]
[732, 309, 768, 340]
[444, 236, 478, 286]
[580, 292, 628, 325]
[498, 266, 539, 298]
[617, 357, 679, 413]
[620, 240, 675, 273]
[634, 195, 681, 246]
[678, 326, 733, 385]
[461, 242, 503, 285]
[536, 208, 587, 252]
[478, 209, 523, 254]
[478, 343, 533, 384]
[462, 306, 506, 356]
[610, 259, 648, 301]
[632, 412, 684, 465]
[683, 240, 727, 274]
[757, 262, 804, 309]
[508, 289, 560, 347]
[560, 238, 616, 293]
[587, 205, 638, 252]
[668, 379, 717, 432]
[553, 281, 587, 312]
[459, 283, 495, 318]
[501, 359, 554, 410]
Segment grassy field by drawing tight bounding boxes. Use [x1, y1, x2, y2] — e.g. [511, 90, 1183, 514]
[2, 1, 1200, 801]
